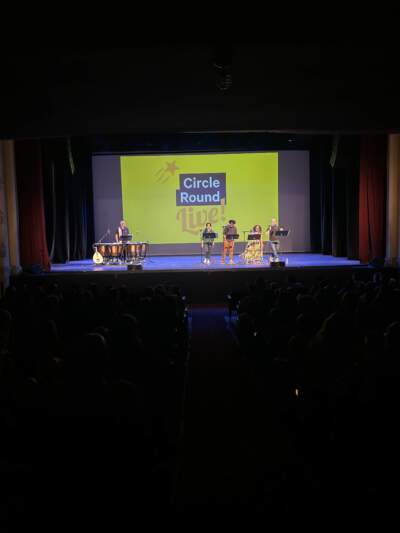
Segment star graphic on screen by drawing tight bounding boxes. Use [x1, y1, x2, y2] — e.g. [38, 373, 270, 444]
[166, 161, 179, 175]
[155, 160, 179, 183]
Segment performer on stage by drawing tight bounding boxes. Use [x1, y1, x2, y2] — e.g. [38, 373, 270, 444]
[222, 219, 237, 264]
[267, 217, 280, 260]
[115, 220, 130, 242]
[114, 219, 131, 263]
[241, 224, 263, 263]
[201, 222, 215, 264]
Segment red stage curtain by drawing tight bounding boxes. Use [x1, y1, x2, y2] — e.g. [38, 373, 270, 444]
[359, 136, 387, 263]
[15, 140, 50, 271]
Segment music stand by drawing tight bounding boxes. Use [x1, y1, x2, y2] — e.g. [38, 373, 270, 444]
[201, 232, 217, 263]
[268, 229, 289, 262]
[141, 241, 155, 264]
[247, 233, 261, 240]
[274, 230, 289, 238]
[118, 234, 132, 263]
[242, 230, 248, 253]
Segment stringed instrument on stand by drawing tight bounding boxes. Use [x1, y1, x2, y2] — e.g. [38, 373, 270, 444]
[92, 246, 103, 264]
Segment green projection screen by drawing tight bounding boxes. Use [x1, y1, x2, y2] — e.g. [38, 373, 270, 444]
[120, 152, 278, 244]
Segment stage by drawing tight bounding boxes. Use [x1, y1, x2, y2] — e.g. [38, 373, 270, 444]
[50, 253, 361, 273]
[11, 253, 373, 304]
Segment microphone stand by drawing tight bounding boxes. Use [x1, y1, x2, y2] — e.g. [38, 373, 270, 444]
[222, 225, 226, 242]
[242, 230, 249, 254]
[98, 229, 110, 243]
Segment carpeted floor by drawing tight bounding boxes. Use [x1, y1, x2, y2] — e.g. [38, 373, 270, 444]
[175, 305, 300, 509]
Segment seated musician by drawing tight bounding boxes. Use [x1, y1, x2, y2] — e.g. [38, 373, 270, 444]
[115, 220, 131, 242]
[241, 224, 263, 263]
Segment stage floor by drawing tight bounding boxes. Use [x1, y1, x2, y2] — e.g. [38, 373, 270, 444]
[51, 253, 361, 273]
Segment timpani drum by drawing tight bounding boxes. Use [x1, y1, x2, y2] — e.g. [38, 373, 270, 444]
[125, 242, 148, 262]
[139, 242, 148, 260]
[126, 243, 139, 262]
[110, 243, 122, 262]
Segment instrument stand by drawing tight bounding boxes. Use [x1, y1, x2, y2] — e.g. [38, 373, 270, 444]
[119, 243, 126, 264]
[142, 241, 154, 264]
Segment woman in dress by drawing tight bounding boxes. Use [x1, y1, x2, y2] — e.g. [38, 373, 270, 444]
[241, 224, 263, 263]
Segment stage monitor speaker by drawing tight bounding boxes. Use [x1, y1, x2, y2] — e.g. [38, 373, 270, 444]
[127, 264, 143, 271]
[23, 264, 44, 274]
[270, 261, 286, 268]
[369, 257, 385, 268]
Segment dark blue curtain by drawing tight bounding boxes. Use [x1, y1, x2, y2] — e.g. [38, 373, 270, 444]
[42, 138, 94, 263]
[310, 135, 359, 259]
